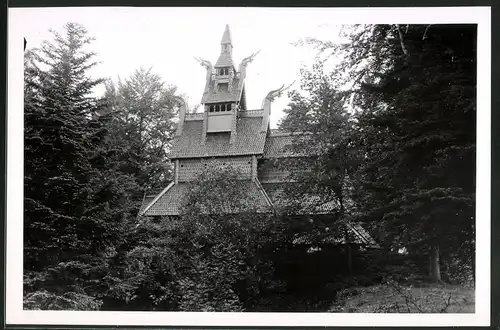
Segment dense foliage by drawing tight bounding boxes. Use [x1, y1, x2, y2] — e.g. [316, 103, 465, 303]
[23, 23, 180, 310]
[103, 68, 180, 192]
[24, 23, 123, 310]
[285, 24, 476, 284]
[103, 167, 286, 311]
[22, 22, 476, 312]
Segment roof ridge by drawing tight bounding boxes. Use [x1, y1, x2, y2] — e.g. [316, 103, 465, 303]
[254, 177, 274, 209]
[140, 182, 175, 216]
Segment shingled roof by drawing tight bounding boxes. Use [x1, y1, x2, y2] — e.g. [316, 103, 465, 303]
[169, 116, 267, 159]
[215, 53, 235, 68]
[292, 222, 380, 247]
[138, 181, 378, 248]
[138, 194, 156, 215]
[261, 182, 339, 215]
[200, 78, 240, 103]
[263, 131, 317, 158]
[141, 183, 189, 216]
[141, 179, 272, 216]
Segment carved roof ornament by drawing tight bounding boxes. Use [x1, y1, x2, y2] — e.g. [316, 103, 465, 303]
[174, 96, 189, 136]
[241, 50, 261, 67]
[194, 57, 214, 95]
[174, 95, 188, 107]
[228, 67, 235, 93]
[194, 57, 213, 70]
[237, 50, 260, 80]
[200, 26, 254, 104]
[261, 81, 295, 108]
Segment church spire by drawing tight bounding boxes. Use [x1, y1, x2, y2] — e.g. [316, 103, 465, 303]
[215, 25, 234, 68]
[221, 24, 232, 44]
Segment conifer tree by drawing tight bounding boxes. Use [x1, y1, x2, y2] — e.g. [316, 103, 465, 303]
[103, 68, 180, 193]
[293, 24, 476, 283]
[356, 25, 475, 283]
[23, 22, 135, 310]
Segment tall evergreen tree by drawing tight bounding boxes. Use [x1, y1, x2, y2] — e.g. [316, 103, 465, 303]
[294, 24, 476, 283]
[356, 25, 475, 283]
[103, 68, 180, 193]
[89, 69, 182, 310]
[280, 62, 359, 218]
[23, 22, 136, 310]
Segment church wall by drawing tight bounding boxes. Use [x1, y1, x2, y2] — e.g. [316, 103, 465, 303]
[178, 156, 253, 182]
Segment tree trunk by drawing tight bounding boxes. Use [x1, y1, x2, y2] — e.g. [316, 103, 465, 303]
[429, 245, 441, 282]
[378, 221, 385, 245]
[347, 243, 352, 275]
[396, 24, 409, 55]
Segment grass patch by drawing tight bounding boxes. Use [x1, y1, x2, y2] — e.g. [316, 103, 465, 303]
[329, 282, 474, 313]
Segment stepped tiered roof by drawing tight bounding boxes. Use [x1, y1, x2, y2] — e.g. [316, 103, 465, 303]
[138, 25, 378, 248]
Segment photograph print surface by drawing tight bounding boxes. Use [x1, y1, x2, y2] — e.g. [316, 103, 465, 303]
[6, 6, 490, 327]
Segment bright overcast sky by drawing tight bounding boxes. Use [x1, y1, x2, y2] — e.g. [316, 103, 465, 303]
[10, 7, 348, 128]
[6, 6, 492, 326]
[9, 7, 486, 128]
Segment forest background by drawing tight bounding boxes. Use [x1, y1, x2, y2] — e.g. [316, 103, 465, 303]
[22, 22, 476, 312]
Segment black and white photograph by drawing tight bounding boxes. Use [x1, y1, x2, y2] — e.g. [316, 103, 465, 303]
[6, 6, 490, 327]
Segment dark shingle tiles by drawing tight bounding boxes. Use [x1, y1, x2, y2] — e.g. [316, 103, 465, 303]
[215, 53, 235, 68]
[261, 182, 339, 214]
[263, 134, 313, 158]
[143, 183, 189, 216]
[292, 222, 379, 246]
[138, 195, 156, 215]
[263, 135, 295, 158]
[143, 180, 271, 216]
[170, 116, 267, 159]
[201, 78, 240, 103]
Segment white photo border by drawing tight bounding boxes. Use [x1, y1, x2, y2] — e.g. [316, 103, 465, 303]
[6, 6, 491, 327]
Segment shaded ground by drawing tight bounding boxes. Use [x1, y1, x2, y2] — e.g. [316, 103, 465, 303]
[329, 283, 474, 313]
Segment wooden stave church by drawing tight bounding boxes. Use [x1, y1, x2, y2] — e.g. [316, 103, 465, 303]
[137, 25, 378, 248]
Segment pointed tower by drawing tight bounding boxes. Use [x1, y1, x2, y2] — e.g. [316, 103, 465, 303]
[215, 25, 235, 70]
[199, 25, 244, 144]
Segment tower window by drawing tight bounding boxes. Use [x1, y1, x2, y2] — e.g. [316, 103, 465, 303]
[209, 105, 214, 112]
[215, 105, 220, 112]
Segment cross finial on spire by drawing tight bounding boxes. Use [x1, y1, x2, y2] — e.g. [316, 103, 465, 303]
[221, 24, 232, 45]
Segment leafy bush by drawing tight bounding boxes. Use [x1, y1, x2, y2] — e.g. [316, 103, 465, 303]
[24, 290, 102, 310]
